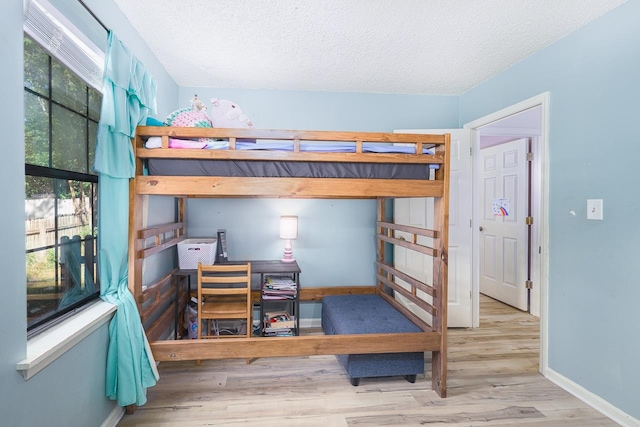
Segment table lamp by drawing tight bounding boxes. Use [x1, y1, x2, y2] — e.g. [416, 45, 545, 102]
[280, 216, 298, 263]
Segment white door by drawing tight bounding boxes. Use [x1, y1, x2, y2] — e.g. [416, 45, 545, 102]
[393, 129, 472, 328]
[479, 138, 529, 311]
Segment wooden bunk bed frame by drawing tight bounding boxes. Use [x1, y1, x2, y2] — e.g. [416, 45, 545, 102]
[128, 126, 450, 397]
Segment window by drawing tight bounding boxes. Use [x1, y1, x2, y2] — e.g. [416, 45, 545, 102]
[24, 34, 101, 336]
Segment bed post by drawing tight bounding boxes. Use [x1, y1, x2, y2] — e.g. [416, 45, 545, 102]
[432, 133, 451, 398]
[376, 198, 386, 294]
[128, 136, 144, 303]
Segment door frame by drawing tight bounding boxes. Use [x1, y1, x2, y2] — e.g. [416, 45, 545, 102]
[463, 91, 550, 374]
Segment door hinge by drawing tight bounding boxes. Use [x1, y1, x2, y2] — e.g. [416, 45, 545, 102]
[527, 152, 534, 161]
[526, 216, 534, 225]
[470, 146, 472, 156]
[525, 280, 533, 289]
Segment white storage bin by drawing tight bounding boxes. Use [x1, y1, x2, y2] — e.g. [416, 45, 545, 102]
[178, 238, 217, 269]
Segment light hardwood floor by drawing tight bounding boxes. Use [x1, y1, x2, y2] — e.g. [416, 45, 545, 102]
[118, 295, 617, 426]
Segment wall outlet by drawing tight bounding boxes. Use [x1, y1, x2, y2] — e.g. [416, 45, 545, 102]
[587, 199, 603, 220]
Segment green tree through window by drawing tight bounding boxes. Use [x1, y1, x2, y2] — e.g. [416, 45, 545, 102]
[24, 35, 101, 335]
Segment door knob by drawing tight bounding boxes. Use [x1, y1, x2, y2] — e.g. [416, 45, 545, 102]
[479, 226, 484, 231]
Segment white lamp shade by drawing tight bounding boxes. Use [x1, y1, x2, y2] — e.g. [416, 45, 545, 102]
[279, 216, 298, 240]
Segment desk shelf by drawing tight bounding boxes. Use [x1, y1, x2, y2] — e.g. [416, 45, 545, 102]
[258, 262, 300, 337]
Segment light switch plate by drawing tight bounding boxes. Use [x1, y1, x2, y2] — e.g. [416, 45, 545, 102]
[587, 199, 603, 220]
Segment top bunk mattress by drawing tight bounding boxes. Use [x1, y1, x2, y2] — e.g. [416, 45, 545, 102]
[144, 138, 437, 180]
[147, 158, 433, 180]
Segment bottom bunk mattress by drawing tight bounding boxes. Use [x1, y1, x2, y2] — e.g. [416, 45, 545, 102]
[321, 294, 425, 384]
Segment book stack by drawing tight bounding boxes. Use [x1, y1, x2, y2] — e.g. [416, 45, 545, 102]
[262, 275, 297, 300]
[263, 311, 295, 336]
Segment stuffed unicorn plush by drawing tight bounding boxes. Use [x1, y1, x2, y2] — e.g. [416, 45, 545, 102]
[209, 98, 254, 128]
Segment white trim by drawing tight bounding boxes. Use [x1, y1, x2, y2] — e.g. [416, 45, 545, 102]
[17, 300, 116, 380]
[545, 367, 640, 427]
[100, 406, 125, 427]
[478, 126, 542, 137]
[529, 135, 542, 318]
[463, 91, 551, 372]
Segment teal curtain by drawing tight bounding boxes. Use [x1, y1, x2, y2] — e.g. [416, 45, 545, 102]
[95, 31, 159, 407]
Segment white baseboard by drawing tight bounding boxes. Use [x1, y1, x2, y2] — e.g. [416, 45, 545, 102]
[544, 367, 639, 427]
[101, 405, 125, 427]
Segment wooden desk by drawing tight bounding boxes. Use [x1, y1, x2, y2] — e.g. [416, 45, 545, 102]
[174, 260, 301, 338]
[176, 260, 300, 277]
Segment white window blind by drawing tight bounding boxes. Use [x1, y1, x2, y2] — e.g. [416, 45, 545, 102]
[23, 0, 104, 91]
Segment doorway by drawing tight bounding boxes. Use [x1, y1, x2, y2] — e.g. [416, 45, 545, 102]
[464, 92, 550, 373]
[478, 136, 531, 311]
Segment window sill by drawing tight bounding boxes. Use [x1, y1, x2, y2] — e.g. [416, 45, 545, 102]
[17, 300, 116, 380]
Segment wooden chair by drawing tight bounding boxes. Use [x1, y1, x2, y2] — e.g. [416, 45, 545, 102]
[197, 262, 252, 339]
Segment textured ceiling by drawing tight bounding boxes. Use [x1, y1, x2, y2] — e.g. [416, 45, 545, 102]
[114, 0, 626, 95]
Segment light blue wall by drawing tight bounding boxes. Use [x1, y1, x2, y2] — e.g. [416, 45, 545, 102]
[179, 88, 458, 318]
[179, 87, 459, 132]
[0, 1, 178, 426]
[459, 0, 640, 420]
[0, 0, 30, 422]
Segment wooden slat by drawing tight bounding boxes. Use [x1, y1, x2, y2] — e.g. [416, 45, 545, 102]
[150, 331, 442, 361]
[299, 286, 376, 301]
[145, 304, 175, 342]
[376, 262, 435, 297]
[376, 232, 437, 256]
[138, 270, 176, 304]
[200, 288, 247, 295]
[140, 282, 175, 323]
[134, 127, 446, 165]
[136, 126, 448, 144]
[138, 222, 186, 239]
[136, 176, 443, 198]
[138, 235, 186, 259]
[201, 279, 249, 286]
[377, 220, 438, 239]
[201, 286, 376, 303]
[376, 273, 436, 317]
[201, 263, 251, 273]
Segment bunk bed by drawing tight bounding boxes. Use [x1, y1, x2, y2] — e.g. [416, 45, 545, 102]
[128, 126, 450, 397]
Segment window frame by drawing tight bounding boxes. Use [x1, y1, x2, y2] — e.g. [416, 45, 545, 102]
[24, 32, 102, 338]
